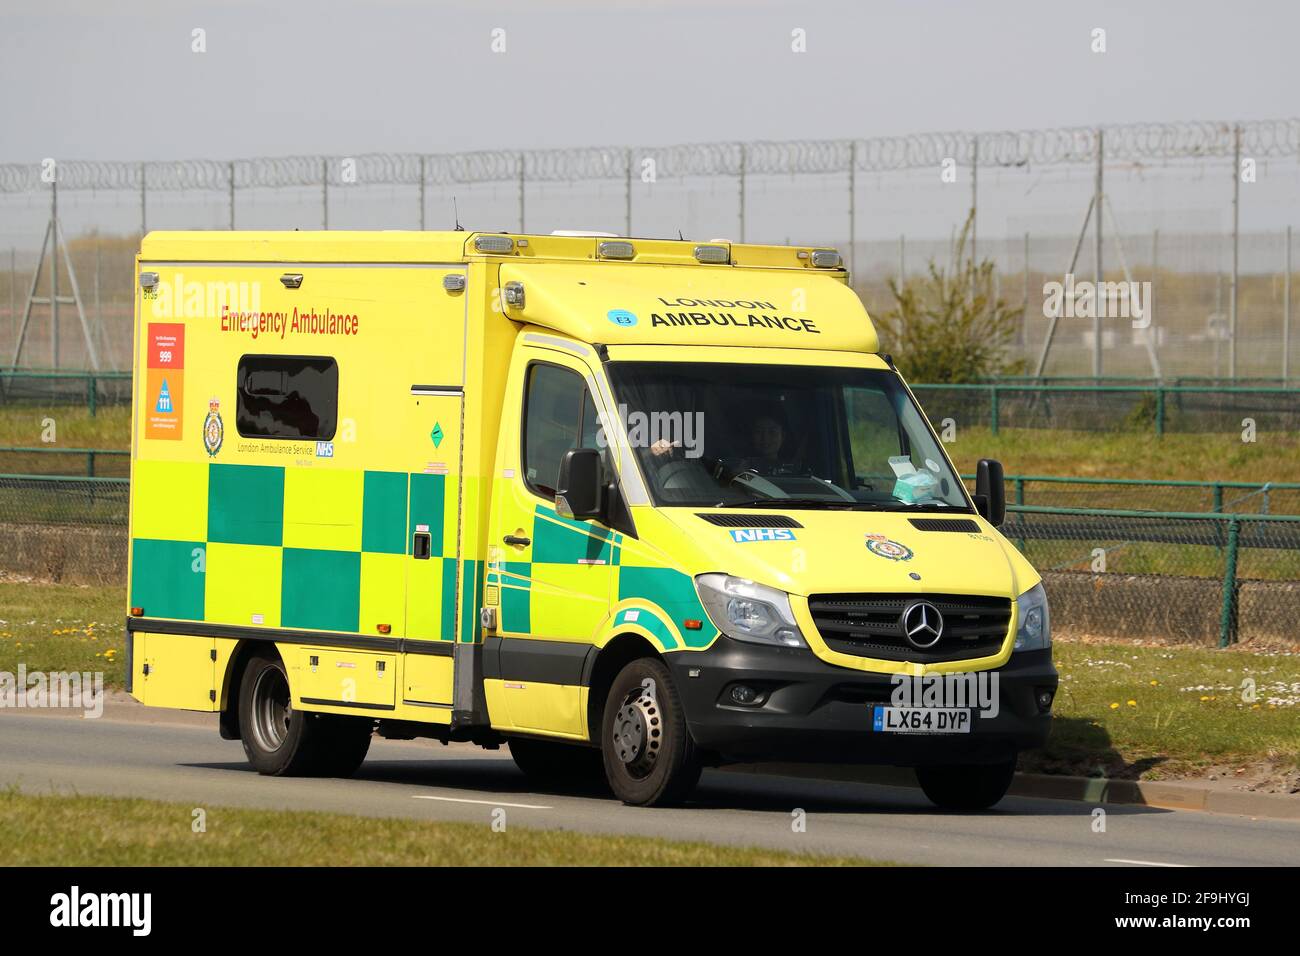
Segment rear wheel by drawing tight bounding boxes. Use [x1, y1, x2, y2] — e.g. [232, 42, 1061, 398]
[600, 657, 701, 807]
[238, 652, 373, 777]
[508, 737, 604, 785]
[915, 756, 1017, 811]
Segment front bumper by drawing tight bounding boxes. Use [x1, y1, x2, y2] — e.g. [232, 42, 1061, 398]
[667, 636, 1057, 766]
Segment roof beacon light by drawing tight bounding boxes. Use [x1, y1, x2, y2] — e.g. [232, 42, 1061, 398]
[474, 235, 515, 254]
[810, 249, 842, 269]
[693, 245, 729, 264]
[598, 240, 635, 260]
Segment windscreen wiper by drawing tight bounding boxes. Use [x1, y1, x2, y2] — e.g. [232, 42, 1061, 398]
[890, 501, 974, 513]
[719, 497, 884, 510]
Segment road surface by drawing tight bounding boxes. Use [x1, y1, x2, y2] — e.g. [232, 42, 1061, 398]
[2, 705, 1297, 866]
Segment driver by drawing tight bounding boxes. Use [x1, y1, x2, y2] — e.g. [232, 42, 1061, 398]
[744, 413, 785, 469]
[650, 410, 794, 472]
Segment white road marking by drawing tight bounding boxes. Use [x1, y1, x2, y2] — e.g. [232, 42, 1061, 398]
[414, 795, 552, 810]
[1105, 858, 1193, 867]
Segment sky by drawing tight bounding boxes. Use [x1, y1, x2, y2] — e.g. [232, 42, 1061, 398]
[2, 0, 1296, 162]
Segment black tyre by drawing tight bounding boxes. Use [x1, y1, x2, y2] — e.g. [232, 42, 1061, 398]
[238, 652, 373, 777]
[915, 756, 1017, 811]
[508, 737, 605, 785]
[311, 714, 374, 778]
[600, 657, 701, 807]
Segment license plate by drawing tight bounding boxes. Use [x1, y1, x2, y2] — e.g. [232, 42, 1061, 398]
[872, 706, 971, 734]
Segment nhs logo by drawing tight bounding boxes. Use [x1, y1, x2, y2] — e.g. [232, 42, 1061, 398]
[315, 441, 334, 458]
[729, 528, 797, 543]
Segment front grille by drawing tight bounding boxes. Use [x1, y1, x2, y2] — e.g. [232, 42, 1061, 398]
[807, 593, 1012, 663]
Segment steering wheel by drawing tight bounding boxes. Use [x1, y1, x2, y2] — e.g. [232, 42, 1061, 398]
[656, 458, 702, 491]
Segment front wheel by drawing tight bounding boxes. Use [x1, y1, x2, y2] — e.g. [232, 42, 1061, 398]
[915, 756, 1017, 811]
[600, 657, 701, 807]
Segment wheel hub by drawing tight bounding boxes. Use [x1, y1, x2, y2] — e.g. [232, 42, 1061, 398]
[612, 690, 662, 773]
[251, 666, 292, 753]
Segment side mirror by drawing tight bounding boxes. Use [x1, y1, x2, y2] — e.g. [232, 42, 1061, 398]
[974, 458, 1005, 527]
[556, 448, 604, 520]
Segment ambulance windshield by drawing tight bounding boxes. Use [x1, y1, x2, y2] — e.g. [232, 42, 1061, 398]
[604, 362, 971, 511]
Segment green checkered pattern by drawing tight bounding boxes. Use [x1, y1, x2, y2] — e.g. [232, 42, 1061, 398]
[130, 460, 466, 640]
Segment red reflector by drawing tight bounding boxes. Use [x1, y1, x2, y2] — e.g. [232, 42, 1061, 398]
[377, 623, 392, 635]
[683, 619, 703, 630]
[130, 607, 144, 617]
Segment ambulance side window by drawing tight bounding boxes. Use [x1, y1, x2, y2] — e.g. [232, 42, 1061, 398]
[236, 355, 339, 441]
[522, 363, 595, 499]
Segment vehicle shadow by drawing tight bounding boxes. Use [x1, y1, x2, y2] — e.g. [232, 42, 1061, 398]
[1024, 715, 1170, 781]
[185, 732, 1176, 819]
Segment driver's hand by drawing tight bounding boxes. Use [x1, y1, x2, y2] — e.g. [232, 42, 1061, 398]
[650, 438, 679, 458]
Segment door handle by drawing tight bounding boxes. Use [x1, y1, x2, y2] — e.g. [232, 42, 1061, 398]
[503, 534, 531, 547]
[412, 532, 432, 559]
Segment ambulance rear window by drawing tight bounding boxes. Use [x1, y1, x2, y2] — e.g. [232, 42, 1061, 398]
[236, 355, 339, 440]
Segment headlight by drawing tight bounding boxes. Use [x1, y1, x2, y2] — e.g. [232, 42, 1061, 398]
[694, 573, 806, 648]
[1014, 582, 1051, 652]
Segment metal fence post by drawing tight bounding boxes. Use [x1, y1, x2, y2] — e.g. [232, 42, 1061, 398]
[419, 156, 426, 231]
[87, 373, 96, 417]
[1285, 225, 1292, 383]
[1218, 517, 1240, 647]
[625, 148, 633, 237]
[1093, 128, 1104, 380]
[847, 141, 856, 280]
[518, 152, 526, 233]
[1229, 125, 1241, 380]
[970, 134, 978, 268]
[990, 384, 1000, 436]
[1212, 484, 1223, 513]
[737, 143, 746, 244]
[1155, 386, 1165, 436]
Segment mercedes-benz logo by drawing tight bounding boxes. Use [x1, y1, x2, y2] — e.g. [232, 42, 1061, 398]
[900, 601, 944, 649]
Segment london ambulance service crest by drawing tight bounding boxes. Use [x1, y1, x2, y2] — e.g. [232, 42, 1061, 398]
[865, 533, 913, 561]
[203, 397, 224, 457]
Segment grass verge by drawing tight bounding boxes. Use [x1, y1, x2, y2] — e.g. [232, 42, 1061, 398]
[948, 427, 1300, 493]
[0, 790, 884, 866]
[0, 582, 125, 684]
[1032, 637, 1300, 783]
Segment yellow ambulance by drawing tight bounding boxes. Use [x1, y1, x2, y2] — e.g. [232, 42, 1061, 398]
[127, 230, 1056, 809]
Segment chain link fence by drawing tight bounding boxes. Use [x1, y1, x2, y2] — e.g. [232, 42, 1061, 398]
[987, 475, 1300, 515]
[0, 474, 128, 525]
[1005, 506, 1300, 646]
[2, 118, 1299, 379]
[913, 383, 1300, 434]
[0, 475, 1294, 645]
[7, 369, 1300, 438]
